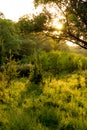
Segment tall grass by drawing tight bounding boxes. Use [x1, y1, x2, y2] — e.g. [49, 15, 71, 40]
[0, 51, 87, 129]
[0, 70, 87, 129]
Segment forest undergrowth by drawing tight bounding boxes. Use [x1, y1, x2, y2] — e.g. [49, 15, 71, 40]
[0, 51, 87, 130]
[0, 70, 87, 130]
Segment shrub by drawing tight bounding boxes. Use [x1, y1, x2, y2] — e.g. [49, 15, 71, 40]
[39, 107, 60, 129]
[40, 51, 87, 75]
[60, 122, 75, 130]
[17, 64, 32, 77]
[30, 52, 43, 84]
[1, 57, 18, 87]
[30, 64, 43, 84]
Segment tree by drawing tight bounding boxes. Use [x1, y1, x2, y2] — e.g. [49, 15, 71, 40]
[18, 12, 49, 35]
[0, 18, 21, 63]
[18, 14, 34, 35]
[19, 39, 36, 57]
[0, 12, 5, 19]
[34, 0, 87, 49]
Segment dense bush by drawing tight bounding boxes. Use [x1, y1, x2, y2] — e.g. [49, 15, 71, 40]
[30, 58, 43, 84]
[0, 57, 18, 87]
[39, 51, 87, 75]
[39, 107, 60, 129]
[0, 70, 87, 129]
[17, 64, 32, 77]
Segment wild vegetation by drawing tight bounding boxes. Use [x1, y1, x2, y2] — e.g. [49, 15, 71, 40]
[0, 0, 87, 129]
[0, 49, 87, 130]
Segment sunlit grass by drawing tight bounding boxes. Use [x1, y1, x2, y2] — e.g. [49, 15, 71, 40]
[0, 70, 87, 129]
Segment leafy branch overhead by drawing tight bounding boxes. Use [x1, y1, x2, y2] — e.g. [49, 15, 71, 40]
[18, 11, 51, 34]
[34, 0, 87, 49]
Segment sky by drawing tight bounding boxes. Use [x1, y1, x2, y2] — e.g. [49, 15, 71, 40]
[0, 0, 40, 21]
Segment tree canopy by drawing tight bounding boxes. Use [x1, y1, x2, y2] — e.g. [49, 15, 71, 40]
[0, 18, 21, 64]
[18, 12, 50, 35]
[34, 0, 87, 49]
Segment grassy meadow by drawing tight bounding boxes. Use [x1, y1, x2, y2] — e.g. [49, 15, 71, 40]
[0, 51, 87, 130]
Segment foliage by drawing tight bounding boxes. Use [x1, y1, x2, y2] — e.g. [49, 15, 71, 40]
[30, 52, 43, 84]
[69, 46, 87, 57]
[39, 51, 87, 75]
[17, 64, 32, 77]
[30, 64, 43, 84]
[19, 38, 36, 57]
[1, 70, 87, 129]
[34, 0, 87, 49]
[0, 12, 5, 19]
[39, 107, 60, 129]
[18, 12, 48, 34]
[1, 54, 18, 87]
[0, 18, 21, 64]
[26, 32, 57, 52]
[0, 9, 87, 130]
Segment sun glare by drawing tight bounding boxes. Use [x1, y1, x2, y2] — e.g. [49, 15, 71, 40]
[66, 41, 77, 47]
[55, 23, 63, 30]
[52, 21, 63, 30]
[52, 17, 63, 30]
